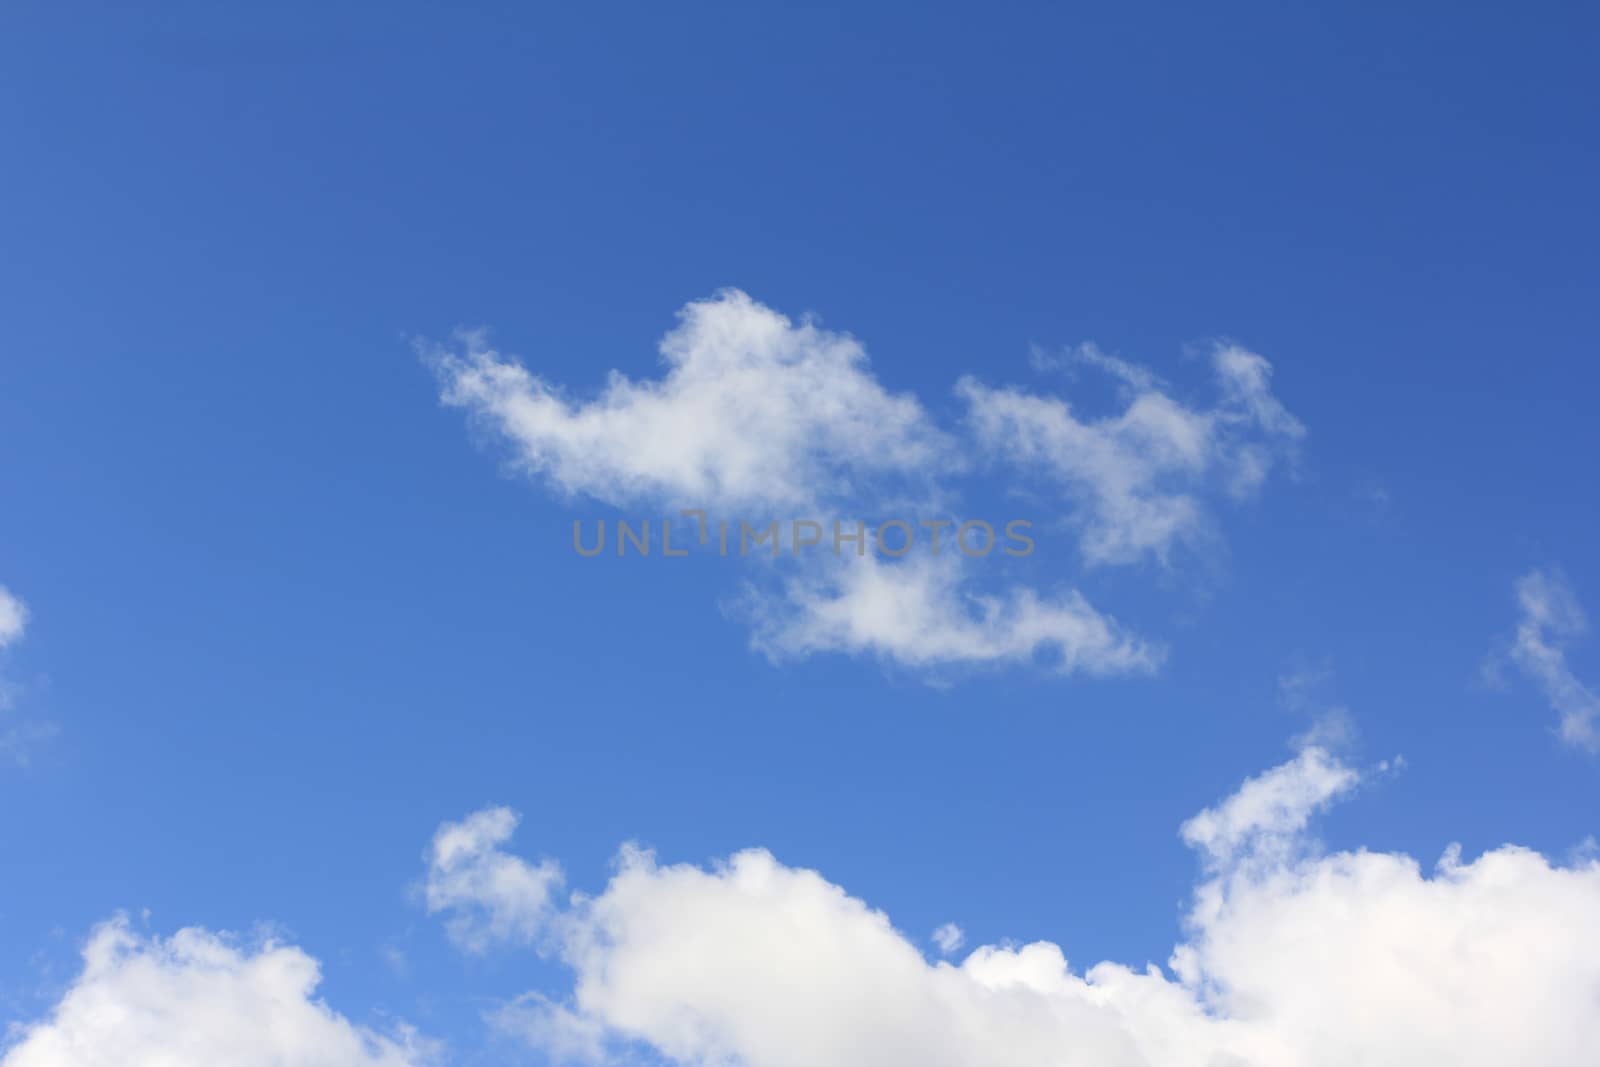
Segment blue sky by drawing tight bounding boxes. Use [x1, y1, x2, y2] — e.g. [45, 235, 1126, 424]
[1, 3, 1599, 1065]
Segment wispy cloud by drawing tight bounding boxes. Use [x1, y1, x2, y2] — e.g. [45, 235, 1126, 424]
[426, 292, 1303, 679]
[0, 584, 51, 767]
[739, 552, 1161, 677]
[961, 343, 1303, 566]
[1178, 744, 1357, 872]
[1029, 341, 1164, 393]
[1501, 569, 1600, 751]
[0, 586, 26, 652]
[931, 922, 965, 956]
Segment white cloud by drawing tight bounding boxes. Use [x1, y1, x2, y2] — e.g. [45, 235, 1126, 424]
[489, 995, 608, 1065]
[1504, 569, 1600, 750]
[0, 585, 49, 766]
[0, 587, 25, 650]
[741, 553, 1161, 677]
[425, 289, 953, 511]
[1274, 660, 1359, 754]
[1029, 342, 1164, 393]
[960, 343, 1304, 566]
[931, 922, 965, 956]
[424, 806, 563, 953]
[1211, 344, 1305, 444]
[426, 295, 1303, 677]
[429, 748, 1600, 1067]
[0, 917, 432, 1067]
[1177, 745, 1357, 871]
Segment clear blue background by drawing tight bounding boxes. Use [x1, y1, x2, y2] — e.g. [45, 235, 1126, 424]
[1, 1, 1596, 1057]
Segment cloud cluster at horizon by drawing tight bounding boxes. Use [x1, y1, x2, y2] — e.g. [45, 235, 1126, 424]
[10, 738, 1596, 1066]
[401, 744, 1591, 1067]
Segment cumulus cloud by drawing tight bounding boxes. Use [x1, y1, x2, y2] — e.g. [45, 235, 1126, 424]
[425, 290, 952, 511]
[0, 917, 432, 1067]
[427, 748, 1600, 1067]
[1504, 569, 1600, 751]
[960, 343, 1304, 566]
[740, 552, 1161, 676]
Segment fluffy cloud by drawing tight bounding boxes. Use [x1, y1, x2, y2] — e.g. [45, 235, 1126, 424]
[740, 553, 1161, 676]
[426, 290, 952, 511]
[428, 748, 1600, 1067]
[960, 343, 1303, 566]
[1505, 569, 1600, 751]
[0, 918, 432, 1067]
